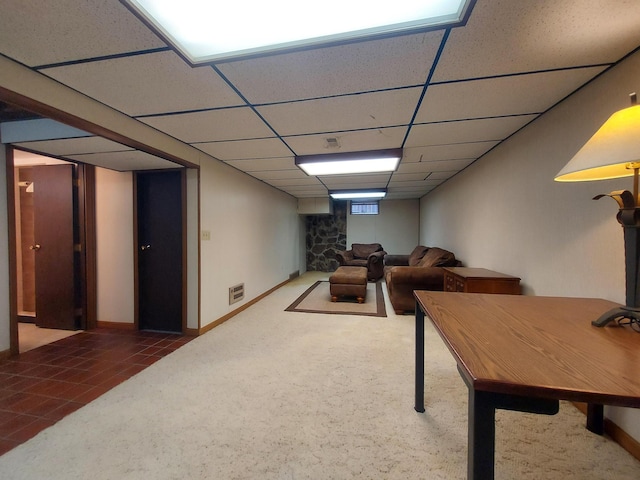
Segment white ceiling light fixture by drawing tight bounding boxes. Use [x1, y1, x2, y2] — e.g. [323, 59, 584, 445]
[122, 0, 474, 64]
[295, 148, 402, 176]
[329, 189, 387, 200]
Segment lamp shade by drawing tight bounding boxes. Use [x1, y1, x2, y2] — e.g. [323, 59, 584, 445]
[555, 104, 640, 182]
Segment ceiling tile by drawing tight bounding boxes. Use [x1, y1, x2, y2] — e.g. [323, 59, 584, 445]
[265, 177, 323, 187]
[434, 0, 640, 82]
[224, 157, 296, 172]
[0, 0, 165, 67]
[43, 51, 244, 116]
[250, 169, 309, 181]
[405, 115, 538, 147]
[417, 67, 606, 123]
[257, 88, 422, 136]
[218, 31, 444, 104]
[397, 157, 475, 174]
[196, 138, 292, 161]
[405, 142, 499, 163]
[284, 127, 407, 156]
[140, 107, 274, 143]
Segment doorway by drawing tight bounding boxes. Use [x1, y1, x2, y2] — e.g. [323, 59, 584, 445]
[11, 152, 96, 353]
[135, 170, 185, 333]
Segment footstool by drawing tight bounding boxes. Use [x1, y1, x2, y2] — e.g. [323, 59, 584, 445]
[329, 266, 368, 303]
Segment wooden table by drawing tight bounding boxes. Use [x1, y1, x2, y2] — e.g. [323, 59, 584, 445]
[413, 291, 640, 480]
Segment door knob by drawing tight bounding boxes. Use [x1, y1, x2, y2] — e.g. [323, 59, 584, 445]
[29, 244, 41, 251]
[141, 244, 151, 251]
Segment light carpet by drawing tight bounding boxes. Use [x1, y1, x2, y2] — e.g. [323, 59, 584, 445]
[285, 280, 386, 317]
[0, 271, 639, 479]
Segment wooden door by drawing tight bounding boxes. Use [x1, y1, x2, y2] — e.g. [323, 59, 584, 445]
[136, 170, 184, 333]
[32, 164, 77, 330]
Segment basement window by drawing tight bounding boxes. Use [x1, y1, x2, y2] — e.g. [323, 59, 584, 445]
[351, 201, 379, 215]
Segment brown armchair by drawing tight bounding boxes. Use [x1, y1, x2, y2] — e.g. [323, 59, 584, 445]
[336, 243, 387, 281]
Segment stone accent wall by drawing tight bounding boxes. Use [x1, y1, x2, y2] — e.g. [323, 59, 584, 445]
[305, 200, 347, 272]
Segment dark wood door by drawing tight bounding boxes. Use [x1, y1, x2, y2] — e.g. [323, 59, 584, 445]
[32, 164, 77, 330]
[136, 170, 183, 333]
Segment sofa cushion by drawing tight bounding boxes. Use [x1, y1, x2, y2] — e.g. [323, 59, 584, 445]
[418, 247, 456, 267]
[408, 246, 430, 266]
[351, 243, 383, 259]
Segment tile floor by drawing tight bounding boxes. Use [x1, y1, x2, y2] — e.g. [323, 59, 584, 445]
[0, 328, 193, 456]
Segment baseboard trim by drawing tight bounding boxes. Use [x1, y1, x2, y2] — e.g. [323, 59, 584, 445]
[96, 321, 135, 330]
[573, 402, 640, 461]
[198, 278, 291, 336]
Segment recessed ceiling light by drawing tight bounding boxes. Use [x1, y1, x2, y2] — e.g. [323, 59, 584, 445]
[295, 149, 402, 176]
[122, 0, 473, 64]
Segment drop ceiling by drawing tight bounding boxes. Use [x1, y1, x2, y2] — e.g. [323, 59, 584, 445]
[1, 0, 639, 200]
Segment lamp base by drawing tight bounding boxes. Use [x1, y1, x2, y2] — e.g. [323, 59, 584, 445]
[592, 305, 640, 327]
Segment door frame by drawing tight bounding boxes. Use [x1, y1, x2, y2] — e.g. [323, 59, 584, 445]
[133, 168, 187, 333]
[6, 146, 97, 355]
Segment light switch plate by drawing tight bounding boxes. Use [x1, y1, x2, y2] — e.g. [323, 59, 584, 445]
[201, 230, 211, 241]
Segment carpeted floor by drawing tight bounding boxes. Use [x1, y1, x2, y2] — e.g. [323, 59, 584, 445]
[0, 271, 638, 479]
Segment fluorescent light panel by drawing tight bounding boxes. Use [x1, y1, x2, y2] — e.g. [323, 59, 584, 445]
[295, 148, 402, 176]
[123, 0, 472, 63]
[330, 189, 387, 200]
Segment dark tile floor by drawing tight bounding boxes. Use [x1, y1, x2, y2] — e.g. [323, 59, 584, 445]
[0, 328, 193, 456]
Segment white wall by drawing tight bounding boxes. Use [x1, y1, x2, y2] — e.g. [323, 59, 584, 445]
[95, 168, 135, 324]
[347, 199, 419, 254]
[0, 147, 10, 353]
[420, 50, 640, 441]
[199, 159, 300, 327]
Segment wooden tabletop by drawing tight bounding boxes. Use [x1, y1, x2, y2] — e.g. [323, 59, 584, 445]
[415, 291, 640, 407]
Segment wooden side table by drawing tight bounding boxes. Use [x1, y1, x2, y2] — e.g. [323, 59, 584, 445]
[443, 267, 521, 295]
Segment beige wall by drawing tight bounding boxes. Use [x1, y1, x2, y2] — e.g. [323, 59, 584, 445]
[95, 168, 135, 325]
[347, 199, 419, 254]
[199, 158, 300, 327]
[419, 50, 640, 440]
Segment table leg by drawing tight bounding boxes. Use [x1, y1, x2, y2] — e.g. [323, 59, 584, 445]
[415, 302, 425, 413]
[587, 404, 604, 435]
[468, 388, 496, 480]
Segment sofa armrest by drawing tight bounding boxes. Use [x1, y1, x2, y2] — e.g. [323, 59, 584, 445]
[367, 250, 386, 264]
[384, 254, 410, 266]
[336, 250, 354, 264]
[385, 266, 446, 290]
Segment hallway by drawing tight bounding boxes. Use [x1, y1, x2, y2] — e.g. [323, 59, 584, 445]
[0, 328, 193, 455]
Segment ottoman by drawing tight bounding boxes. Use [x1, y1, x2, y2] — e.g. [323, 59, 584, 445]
[329, 266, 368, 303]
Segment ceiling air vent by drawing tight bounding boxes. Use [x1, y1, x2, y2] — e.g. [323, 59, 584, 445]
[229, 283, 244, 305]
[325, 137, 340, 149]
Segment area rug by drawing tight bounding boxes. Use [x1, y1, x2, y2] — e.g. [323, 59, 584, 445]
[285, 280, 386, 317]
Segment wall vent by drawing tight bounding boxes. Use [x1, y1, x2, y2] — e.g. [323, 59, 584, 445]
[229, 283, 245, 305]
[289, 270, 300, 280]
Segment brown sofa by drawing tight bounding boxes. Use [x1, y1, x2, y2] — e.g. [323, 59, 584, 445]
[336, 243, 387, 281]
[384, 246, 460, 314]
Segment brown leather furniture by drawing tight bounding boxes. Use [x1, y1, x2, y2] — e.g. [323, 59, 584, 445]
[336, 243, 387, 281]
[330, 266, 368, 303]
[384, 246, 460, 314]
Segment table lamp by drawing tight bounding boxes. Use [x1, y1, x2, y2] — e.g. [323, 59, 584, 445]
[555, 93, 640, 327]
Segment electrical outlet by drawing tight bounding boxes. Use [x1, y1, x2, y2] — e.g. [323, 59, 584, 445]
[201, 230, 211, 241]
